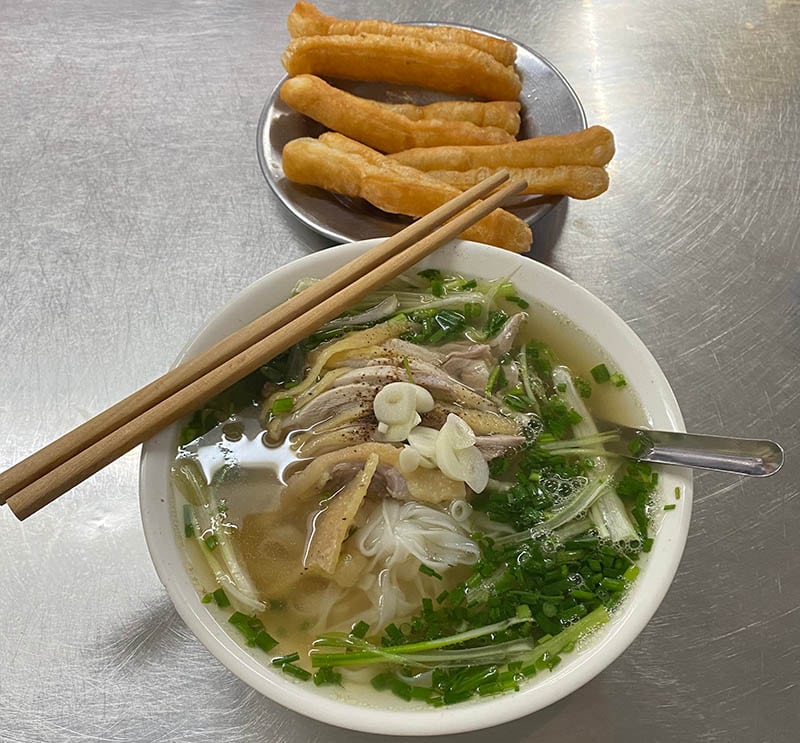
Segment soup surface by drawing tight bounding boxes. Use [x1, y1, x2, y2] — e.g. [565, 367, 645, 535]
[173, 271, 659, 705]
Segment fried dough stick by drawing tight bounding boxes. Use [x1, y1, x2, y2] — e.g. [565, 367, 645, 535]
[282, 34, 522, 101]
[280, 75, 514, 153]
[281, 135, 532, 253]
[390, 125, 616, 170]
[427, 166, 609, 199]
[287, 1, 517, 66]
[376, 99, 521, 135]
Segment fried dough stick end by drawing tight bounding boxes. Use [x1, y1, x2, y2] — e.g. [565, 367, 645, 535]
[282, 136, 532, 253]
[282, 34, 522, 101]
[428, 165, 610, 199]
[287, 1, 517, 66]
[390, 125, 616, 170]
[380, 99, 521, 136]
[280, 75, 515, 152]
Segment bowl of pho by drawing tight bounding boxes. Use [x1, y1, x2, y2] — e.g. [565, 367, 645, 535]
[139, 239, 691, 735]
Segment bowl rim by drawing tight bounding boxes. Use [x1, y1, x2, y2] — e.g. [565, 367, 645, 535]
[139, 239, 692, 735]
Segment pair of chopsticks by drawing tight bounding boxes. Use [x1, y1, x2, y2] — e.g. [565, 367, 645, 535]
[0, 171, 527, 521]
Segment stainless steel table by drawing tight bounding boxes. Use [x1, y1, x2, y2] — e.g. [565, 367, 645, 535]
[1, 1, 797, 741]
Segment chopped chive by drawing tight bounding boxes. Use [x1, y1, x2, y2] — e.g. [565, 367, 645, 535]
[464, 301, 482, 319]
[485, 365, 501, 396]
[402, 355, 414, 383]
[573, 376, 592, 398]
[418, 564, 443, 580]
[505, 295, 529, 309]
[271, 651, 300, 666]
[663, 504, 676, 511]
[371, 672, 392, 691]
[313, 667, 342, 686]
[674, 486, 681, 499]
[623, 565, 640, 582]
[254, 630, 279, 653]
[282, 663, 312, 682]
[590, 363, 611, 383]
[628, 437, 646, 456]
[201, 592, 213, 604]
[418, 268, 442, 281]
[610, 373, 627, 388]
[271, 397, 294, 415]
[389, 678, 413, 701]
[503, 391, 535, 412]
[183, 504, 195, 538]
[212, 588, 230, 608]
[350, 620, 370, 639]
[203, 533, 218, 551]
[602, 577, 625, 593]
[642, 537, 654, 552]
[229, 612, 278, 652]
[384, 624, 404, 644]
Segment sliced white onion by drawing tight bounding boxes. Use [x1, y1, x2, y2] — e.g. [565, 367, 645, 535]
[435, 422, 489, 493]
[398, 446, 421, 474]
[439, 413, 476, 450]
[407, 426, 439, 460]
[373, 382, 419, 425]
[414, 386, 435, 413]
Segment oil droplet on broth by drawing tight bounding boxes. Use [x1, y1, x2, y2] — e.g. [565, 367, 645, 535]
[179, 413, 305, 525]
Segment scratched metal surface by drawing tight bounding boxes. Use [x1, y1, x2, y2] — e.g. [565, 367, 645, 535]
[0, 0, 797, 741]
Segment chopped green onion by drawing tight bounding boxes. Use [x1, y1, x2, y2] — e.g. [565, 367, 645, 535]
[610, 373, 627, 388]
[271, 397, 294, 415]
[573, 376, 592, 398]
[418, 268, 442, 281]
[642, 537, 654, 552]
[419, 564, 443, 580]
[201, 593, 213, 604]
[271, 652, 300, 666]
[211, 588, 230, 607]
[504, 391, 535, 412]
[590, 364, 611, 383]
[628, 437, 646, 456]
[505, 295, 529, 309]
[402, 356, 414, 383]
[623, 565, 640, 582]
[228, 612, 278, 652]
[282, 663, 312, 681]
[183, 504, 195, 538]
[674, 486, 681, 499]
[350, 621, 370, 639]
[313, 667, 342, 686]
[203, 533, 218, 551]
[663, 504, 676, 511]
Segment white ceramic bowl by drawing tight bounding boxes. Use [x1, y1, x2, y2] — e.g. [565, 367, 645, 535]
[139, 239, 692, 736]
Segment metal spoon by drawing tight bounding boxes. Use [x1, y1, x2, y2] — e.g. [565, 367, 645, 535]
[597, 422, 784, 477]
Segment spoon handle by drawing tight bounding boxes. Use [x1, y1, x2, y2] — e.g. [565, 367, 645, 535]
[602, 426, 784, 477]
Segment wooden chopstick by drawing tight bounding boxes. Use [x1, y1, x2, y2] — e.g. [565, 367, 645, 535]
[5, 173, 527, 520]
[0, 170, 511, 510]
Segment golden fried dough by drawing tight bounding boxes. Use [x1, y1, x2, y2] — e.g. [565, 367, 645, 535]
[282, 34, 522, 101]
[376, 99, 521, 135]
[427, 165, 609, 199]
[282, 135, 532, 253]
[280, 75, 514, 152]
[389, 125, 616, 170]
[287, 2, 517, 66]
